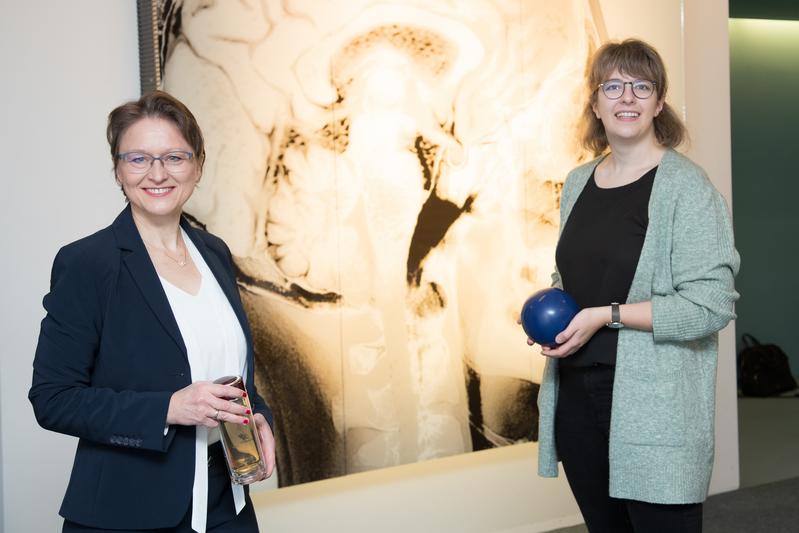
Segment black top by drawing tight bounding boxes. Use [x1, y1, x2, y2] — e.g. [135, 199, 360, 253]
[555, 166, 656, 367]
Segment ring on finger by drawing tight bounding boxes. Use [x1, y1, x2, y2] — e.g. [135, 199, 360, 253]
[213, 409, 220, 421]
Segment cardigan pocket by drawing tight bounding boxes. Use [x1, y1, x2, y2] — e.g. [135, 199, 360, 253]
[614, 378, 685, 446]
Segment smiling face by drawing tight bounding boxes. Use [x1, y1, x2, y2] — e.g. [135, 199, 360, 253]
[115, 117, 201, 223]
[592, 69, 664, 148]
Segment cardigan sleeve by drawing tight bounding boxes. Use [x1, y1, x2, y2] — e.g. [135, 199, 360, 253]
[651, 179, 740, 342]
[550, 167, 584, 290]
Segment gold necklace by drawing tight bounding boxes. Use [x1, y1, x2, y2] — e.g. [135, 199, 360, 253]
[144, 238, 188, 267]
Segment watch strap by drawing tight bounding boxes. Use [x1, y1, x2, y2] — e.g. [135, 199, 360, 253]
[606, 302, 624, 329]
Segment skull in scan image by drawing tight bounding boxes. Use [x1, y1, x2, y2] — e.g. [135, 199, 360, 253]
[159, 0, 601, 485]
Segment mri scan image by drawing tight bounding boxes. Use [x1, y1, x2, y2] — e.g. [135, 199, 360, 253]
[156, 0, 604, 486]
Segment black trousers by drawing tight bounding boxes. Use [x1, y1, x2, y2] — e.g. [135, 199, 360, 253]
[555, 364, 703, 533]
[63, 443, 259, 532]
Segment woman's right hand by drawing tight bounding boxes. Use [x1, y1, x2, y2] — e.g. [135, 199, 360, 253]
[166, 382, 250, 428]
[540, 307, 606, 358]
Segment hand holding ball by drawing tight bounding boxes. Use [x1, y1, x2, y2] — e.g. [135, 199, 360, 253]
[520, 288, 579, 347]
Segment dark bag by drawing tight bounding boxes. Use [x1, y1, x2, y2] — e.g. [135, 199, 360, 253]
[739, 333, 797, 397]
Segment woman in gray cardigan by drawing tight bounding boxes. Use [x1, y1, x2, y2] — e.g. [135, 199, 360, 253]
[533, 39, 739, 532]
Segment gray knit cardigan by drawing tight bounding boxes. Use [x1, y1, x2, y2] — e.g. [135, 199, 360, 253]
[537, 148, 740, 504]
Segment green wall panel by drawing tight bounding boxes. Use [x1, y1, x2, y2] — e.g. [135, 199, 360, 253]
[730, 18, 799, 377]
[729, 0, 799, 21]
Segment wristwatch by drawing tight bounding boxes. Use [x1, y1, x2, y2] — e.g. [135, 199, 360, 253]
[606, 302, 625, 329]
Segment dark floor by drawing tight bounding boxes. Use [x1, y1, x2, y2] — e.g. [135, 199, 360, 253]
[548, 476, 799, 532]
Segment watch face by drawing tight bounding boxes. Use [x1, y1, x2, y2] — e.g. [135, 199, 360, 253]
[607, 322, 624, 329]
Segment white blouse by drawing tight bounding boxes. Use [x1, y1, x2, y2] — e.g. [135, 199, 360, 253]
[159, 229, 247, 533]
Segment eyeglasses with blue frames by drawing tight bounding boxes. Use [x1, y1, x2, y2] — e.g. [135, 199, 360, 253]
[597, 79, 657, 100]
[117, 151, 195, 173]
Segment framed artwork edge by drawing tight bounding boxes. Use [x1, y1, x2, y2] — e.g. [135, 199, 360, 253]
[136, 0, 160, 94]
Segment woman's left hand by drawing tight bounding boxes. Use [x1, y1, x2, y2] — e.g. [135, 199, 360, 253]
[540, 307, 606, 358]
[253, 413, 276, 480]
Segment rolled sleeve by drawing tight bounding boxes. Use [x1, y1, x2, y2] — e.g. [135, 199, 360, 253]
[652, 187, 740, 342]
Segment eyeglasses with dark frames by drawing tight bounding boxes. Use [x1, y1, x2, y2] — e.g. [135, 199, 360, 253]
[597, 79, 657, 100]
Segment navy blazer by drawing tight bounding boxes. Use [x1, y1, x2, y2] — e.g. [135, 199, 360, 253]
[29, 205, 272, 529]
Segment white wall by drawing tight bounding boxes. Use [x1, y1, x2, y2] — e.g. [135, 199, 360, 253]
[0, 1, 736, 532]
[0, 1, 138, 532]
[682, 0, 740, 495]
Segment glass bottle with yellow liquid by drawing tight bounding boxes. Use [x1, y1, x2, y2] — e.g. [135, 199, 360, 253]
[213, 375, 267, 484]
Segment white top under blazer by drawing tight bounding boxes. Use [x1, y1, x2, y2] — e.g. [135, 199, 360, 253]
[159, 228, 247, 533]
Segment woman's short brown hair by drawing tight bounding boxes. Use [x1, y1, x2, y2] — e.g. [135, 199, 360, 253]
[580, 39, 686, 156]
[107, 90, 206, 171]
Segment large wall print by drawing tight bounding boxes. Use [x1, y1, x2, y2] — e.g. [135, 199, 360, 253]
[148, 0, 606, 486]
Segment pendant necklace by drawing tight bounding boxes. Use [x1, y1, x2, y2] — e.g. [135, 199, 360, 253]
[144, 237, 188, 267]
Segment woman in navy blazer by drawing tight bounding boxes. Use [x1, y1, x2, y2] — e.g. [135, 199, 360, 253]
[29, 91, 275, 532]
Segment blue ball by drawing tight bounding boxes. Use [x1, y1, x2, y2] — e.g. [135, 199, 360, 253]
[520, 288, 579, 347]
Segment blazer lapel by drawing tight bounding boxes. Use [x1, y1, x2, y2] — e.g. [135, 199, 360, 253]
[111, 206, 188, 360]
